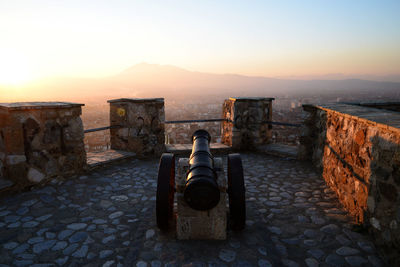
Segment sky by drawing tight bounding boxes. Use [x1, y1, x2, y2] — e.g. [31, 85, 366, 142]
[0, 0, 399, 85]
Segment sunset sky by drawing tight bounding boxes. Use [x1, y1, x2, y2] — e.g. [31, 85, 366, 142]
[0, 0, 399, 86]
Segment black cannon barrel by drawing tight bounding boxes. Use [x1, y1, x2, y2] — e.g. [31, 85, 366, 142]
[184, 129, 220, 211]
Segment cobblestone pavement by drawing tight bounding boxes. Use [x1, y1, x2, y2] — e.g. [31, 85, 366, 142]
[0, 153, 385, 267]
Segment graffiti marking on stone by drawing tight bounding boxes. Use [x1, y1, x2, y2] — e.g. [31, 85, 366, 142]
[117, 108, 126, 117]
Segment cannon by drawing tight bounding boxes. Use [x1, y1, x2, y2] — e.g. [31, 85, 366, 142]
[156, 129, 246, 238]
[184, 129, 220, 211]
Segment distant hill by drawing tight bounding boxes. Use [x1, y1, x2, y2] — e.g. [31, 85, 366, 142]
[2, 63, 400, 102]
[275, 73, 400, 83]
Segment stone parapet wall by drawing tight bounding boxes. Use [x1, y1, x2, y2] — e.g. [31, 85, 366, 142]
[0, 102, 86, 190]
[0, 131, 4, 180]
[299, 103, 400, 265]
[354, 102, 400, 113]
[222, 97, 274, 150]
[298, 105, 327, 168]
[165, 122, 220, 144]
[108, 98, 165, 156]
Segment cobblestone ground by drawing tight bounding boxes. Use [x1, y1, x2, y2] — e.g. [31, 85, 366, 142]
[0, 153, 385, 267]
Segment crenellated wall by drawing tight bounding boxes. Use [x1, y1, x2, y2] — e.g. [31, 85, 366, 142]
[299, 103, 400, 265]
[221, 97, 274, 150]
[0, 102, 86, 190]
[108, 98, 165, 156]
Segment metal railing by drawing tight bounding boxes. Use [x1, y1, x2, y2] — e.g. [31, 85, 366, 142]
[83, 118, 301, 134]
[261, 121, 302, 127]
[83, 125, 122, 134]
[164, 118, 229, 124]
[165, 118, 301, 127]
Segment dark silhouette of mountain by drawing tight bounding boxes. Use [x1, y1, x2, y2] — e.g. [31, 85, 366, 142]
[275, 73, 400, 83]
[3, 63, 400, 102]
[109, 63, 400, 99]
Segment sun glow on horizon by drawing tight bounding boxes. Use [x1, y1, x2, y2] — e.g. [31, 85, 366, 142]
[0, 51, 35, 86]
[0, 1, 399, 83]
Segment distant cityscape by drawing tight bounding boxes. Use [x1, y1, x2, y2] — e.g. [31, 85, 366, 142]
[82, 89, 399, 152]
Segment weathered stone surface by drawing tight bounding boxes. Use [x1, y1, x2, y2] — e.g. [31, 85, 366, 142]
[71, 245, 88, 258]
[0, 152, 385, 266]
[68, 231, 88, 243]
[58, 230, 74, 240]
[64, 117, 84, 142]
[102, 235, 115, 244]
[304, 258, 318, 267]
[63, 244, 79, 255]
[0, 102, 86, 191]
[3, 241, 19, 249]
[0, 177, 14, 189]
[52, 241, 68, 251]
[345, 255, 368, 266]
[300, 103, 400, 266]
[336, 246, 360, 256]
[27, 168, 45, 183]
[176, 157, 227, 240]
[33, 240, 56, 253]
[320, 224, 340, 235]
[307, 248, 325, 260]
[222, 97, 274, 150]
[67, 223, 87, 230]
[325, 253, 346, 266]
[108, 98, 165, 156]
[258, 259, 273, 267]
[145, 229, 155, 239]
[6, 155, 26, 165]
[219, 249, 236, 262]
[100, 250, 113, 259]
[109, 211, 123, 219]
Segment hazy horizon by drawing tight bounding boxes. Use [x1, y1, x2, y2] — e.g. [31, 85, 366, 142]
[1, 1, 400, 92]
[4, 61, 400, 82]
[1, 62, 399, 103]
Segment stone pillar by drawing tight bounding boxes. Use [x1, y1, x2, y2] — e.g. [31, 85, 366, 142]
[222, 97, 274, 150]
[0, 129, 5, 181]
[0, 102, 86, 189]
[298, 104, 327, 165]
[108, 98, 165, 156]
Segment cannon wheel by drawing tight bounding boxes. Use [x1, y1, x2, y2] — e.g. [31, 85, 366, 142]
[156, 153, 175, 230]
[228, 153, 246, 230]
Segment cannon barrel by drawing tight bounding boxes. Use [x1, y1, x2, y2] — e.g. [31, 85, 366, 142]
[184, 129, 220, 211]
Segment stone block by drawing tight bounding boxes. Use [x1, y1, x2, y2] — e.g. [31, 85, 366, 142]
[27, 167, 46, 183]
[222, 97, 274, 150]
[0, 177, 13, 189]
[108, 98, 165, 156]
[0, 102, 86, 190]
[176, 157, 227, 240]
[6, 163, 27, 184]
[59, 109, 73, 118]
[6, 155, 27, 165]
[63, 117, 84, 142]
[42, 110, 58, 120]
[3, 127, 24, 153]
[176, 193, 227, 240]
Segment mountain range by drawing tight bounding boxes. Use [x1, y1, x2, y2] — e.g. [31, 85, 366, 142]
[2, 63, 400, 103]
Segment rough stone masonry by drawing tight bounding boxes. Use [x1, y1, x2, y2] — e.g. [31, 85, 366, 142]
[222, 97, 274, 150]
[176, 157, 227, 240]
[0, 102, 86, 191]
[108, 98, 165, 157]
[299, 102, 400, 266]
